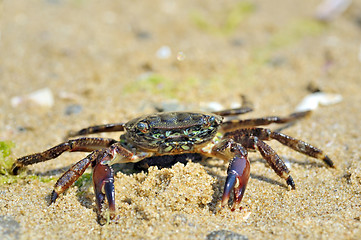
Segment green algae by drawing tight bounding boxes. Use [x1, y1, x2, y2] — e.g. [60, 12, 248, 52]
[192, 1, 255, 36]
[253, 19, 327, 64]
[0, 141, 21, 184]
[124, 74, 201, 99]
[0, 141, 55, 184]
[0, 141, 15, 176]
[75, 172, 92, 188]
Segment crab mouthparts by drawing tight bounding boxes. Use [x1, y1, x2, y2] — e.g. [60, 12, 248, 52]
[165, 135, 189, 141]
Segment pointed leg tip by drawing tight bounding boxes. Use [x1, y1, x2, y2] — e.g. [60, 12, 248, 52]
[323, 155, 335, 168]
[98, 216, 107, 226]
[286, 176, 296, 190]
[50, 191, 58, 204]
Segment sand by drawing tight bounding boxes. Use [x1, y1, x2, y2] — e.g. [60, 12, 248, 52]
[0, 0, 360, 239]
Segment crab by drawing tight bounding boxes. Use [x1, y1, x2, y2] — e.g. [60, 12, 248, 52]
[11, 106, 334, 221]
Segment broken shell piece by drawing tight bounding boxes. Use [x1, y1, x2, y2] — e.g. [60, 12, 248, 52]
[11, 88, 54, 108]
[295, 92, 342, 112]
[156, 46, 172, 59]
[315, 0, 351, 22]
[201, 102, 224, 112]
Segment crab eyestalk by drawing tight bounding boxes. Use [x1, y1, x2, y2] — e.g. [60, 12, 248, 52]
[221, 154, 250, 211]
[92, 162, 115, 220]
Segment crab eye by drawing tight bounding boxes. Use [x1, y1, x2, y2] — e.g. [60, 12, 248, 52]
[203, 116, 216, 127]
[209, 116, 215, 123]
[137, 121, 149, 133]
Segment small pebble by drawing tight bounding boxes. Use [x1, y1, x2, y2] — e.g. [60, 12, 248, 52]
[64, 104, 83, 115]
[206, 230, 248, 240]
[268, 56, 287, 67]
[0, 216, 20, 240]
[136, 31, 151, 40]
[156, 46, 172, 59]
[230, 38, 244, 47]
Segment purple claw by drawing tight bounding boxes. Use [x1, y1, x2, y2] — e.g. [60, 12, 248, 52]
[221, 155, 250, 210]
[93, 163, 115, 218]
[104, 179, 115, 214]
[221, 172, 237, 206]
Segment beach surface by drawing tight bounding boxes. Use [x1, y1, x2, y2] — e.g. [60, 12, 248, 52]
[0, 0, 360, 239]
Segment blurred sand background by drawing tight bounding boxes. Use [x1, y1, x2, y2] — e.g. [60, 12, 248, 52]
[0, 0, 361, 239]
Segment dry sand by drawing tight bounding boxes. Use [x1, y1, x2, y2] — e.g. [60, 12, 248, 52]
[0, 0, 360, 239]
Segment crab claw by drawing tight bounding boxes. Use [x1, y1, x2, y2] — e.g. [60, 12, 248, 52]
[221, 155, 250, 211]
[93, 163, 115, 219]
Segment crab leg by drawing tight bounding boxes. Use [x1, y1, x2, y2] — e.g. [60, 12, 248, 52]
[212, 106, 253, 117]
[270, 131, 334, 168]
[254, 138, 296, 188]
[224, 130, 296, 188]
[51, 154, 94, 203]
[221, 111, 311, 132]
[11, 137, 116, 174]
[212, 95, 253, 117]
[67, 123, 125, 137]
[224, 127, 334, 189]
[225, 128, 334, 168]
[49, 150, 116, 220]
[212, 139, 250, 210]
[50, 148, 117, 204]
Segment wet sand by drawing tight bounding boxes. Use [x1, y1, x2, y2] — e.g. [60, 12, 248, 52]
[1, 0, 361, 239]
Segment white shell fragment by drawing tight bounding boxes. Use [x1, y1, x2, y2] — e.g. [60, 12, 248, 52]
[203, 102, 224, 112]
[295, 92, 342, 112]
[11, 88, 54, 108]
[315, 0, 351, 21]
[156, 46, 172, 59]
